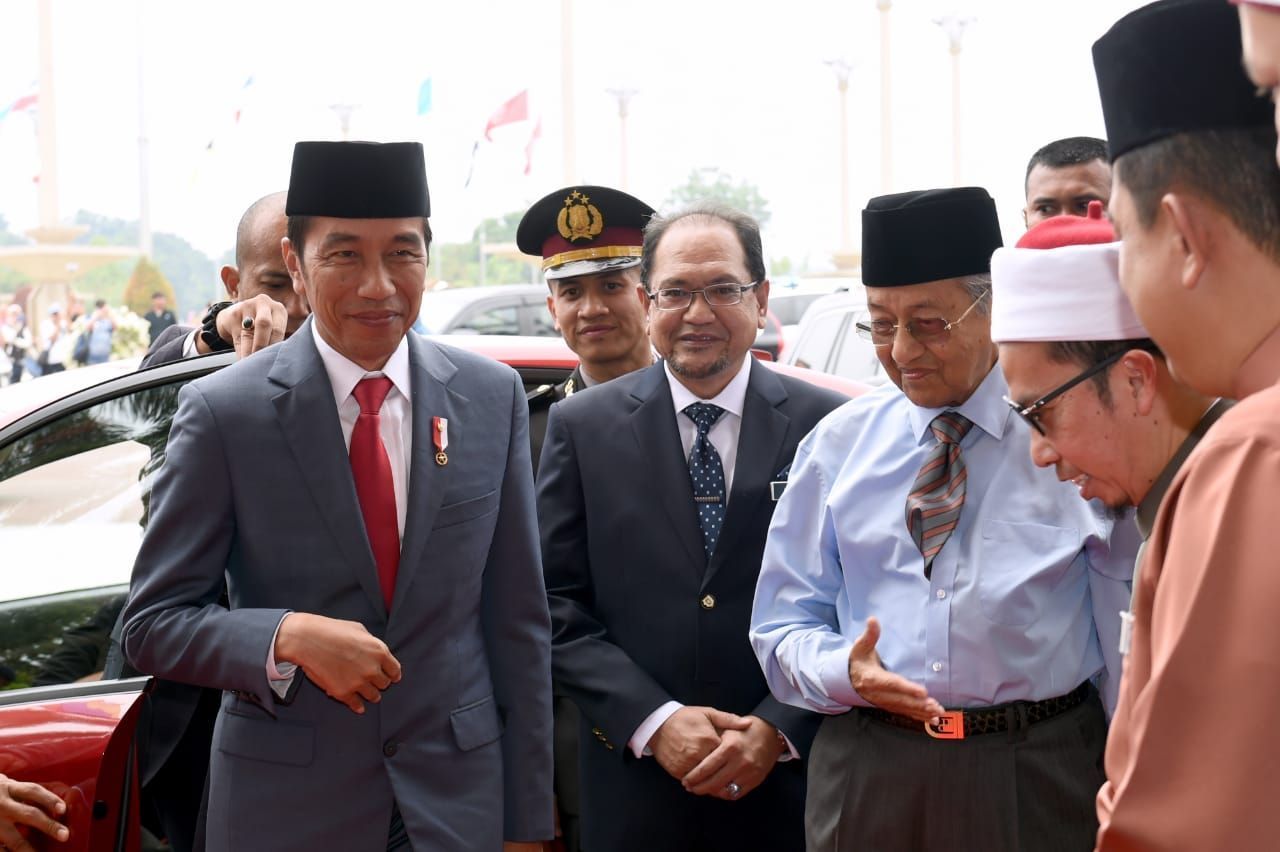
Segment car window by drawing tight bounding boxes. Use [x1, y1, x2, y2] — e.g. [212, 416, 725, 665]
[833, 323, 885, 384]
[771, 293, 826, 326]
[524, 303, 558, 337]
[455, 304, 520, 335]
[789, 311, 846, 371]
[0, 378, 187, 690]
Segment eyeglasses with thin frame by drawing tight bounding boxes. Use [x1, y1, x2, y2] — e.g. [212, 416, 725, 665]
[648, 282, 760, 312]
[1002, 349, 1128, 436]
[853, 290, 989, 347]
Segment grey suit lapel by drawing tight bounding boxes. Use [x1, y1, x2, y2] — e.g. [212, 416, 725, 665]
[703, 360, 789, 589]
[391, 334, 461, 615]
[268, 327, 387, 619]
[630, 363, 705, 570]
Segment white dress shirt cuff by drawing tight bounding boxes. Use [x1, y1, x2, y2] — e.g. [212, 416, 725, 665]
[266, 612, 298, 699]
[817, 643, 865, 708]
[777, 732, 799, 762]
[629, 701, 683, 759]
[181, 328, 200, 358]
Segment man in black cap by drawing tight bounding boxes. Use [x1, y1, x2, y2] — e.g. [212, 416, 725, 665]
[538, 202, 847, 851]
[750, 187, 1135, 851]
[122, 141, 553, 852]
[517, 185, 656, 473]
[515, 185, 656, 852]
[1092, 2, 1280, 847]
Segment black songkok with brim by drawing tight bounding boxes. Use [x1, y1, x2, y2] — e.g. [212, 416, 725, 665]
[1093, 0, 1271, 163]
[861, 187, 1003, 287]
[285, 141, 430, 218]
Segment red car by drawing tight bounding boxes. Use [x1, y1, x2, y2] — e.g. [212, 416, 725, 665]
[0, 337, 865, 851]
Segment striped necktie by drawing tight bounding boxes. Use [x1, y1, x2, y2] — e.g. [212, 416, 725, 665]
[905, 412, 974, 579]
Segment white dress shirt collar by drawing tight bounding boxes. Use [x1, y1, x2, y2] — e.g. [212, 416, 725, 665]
[311, 321, 413, 407]
[905, 362, 1010, 445]
[665, 355, 752, 417]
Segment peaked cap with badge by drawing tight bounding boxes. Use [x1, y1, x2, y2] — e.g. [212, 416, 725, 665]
[286, 140, 431, 218]
[517, 185, 654, 281]
[1093, 0, 1272, 163]
[861, 187, 1004, 287]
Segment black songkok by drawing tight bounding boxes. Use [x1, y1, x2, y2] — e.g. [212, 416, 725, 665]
[861, 187, 1003, 287]
[285, 141, 430, 218]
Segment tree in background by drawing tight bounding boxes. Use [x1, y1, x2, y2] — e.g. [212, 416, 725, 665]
[436, 209, 538, 287]
[74, 211, 218, 315]
[0, 214, 31, 294]
[663, 168, 771, 227]
[123, 257, 176, 316]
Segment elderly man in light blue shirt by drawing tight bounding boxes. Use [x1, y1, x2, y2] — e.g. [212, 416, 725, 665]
[749, 187, 1135, 852]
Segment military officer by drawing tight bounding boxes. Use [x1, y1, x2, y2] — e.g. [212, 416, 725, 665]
[517, 186, 656, 475]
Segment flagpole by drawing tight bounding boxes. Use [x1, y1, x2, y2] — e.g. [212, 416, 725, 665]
[560, 0, 576, 185]
[136, 0, 153, 258]
[36, 0, 59, 232]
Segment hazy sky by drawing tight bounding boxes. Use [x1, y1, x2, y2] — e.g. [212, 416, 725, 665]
[0, 0, 1148, 275]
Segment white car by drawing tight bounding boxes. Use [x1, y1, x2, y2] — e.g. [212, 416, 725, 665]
[783, 290, 889, 387]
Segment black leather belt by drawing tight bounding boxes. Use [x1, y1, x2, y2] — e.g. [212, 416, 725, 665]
[861, 681, 1092, 740]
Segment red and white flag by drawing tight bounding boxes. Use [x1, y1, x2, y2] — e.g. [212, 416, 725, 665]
[484, 90, 529, 141]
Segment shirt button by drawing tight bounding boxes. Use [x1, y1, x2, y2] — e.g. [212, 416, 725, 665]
[932, 661, 943, 673]
[382, 740, 398, 757]
[701, 594, 716, 610]
[936, 589, 947, 600]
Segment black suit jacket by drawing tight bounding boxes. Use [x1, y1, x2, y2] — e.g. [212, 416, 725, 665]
[537, 359, 847, 852]
[141, 323, 195, 369]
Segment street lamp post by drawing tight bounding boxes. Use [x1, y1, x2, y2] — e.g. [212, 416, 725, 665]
[605, 88, 638, 191]
[934, 13, 975, 186]
[878, 0, 892, 194]
[825, 59, 858, 272]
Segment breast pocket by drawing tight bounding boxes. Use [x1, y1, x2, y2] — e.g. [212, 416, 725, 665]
[977, 519, 1081, 626]
[432, 488, 499, 530]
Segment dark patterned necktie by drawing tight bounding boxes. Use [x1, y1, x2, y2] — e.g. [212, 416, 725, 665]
[683, 402, 727, 560]
[905, 412, 974, 579]
[351, 377, 399, 610]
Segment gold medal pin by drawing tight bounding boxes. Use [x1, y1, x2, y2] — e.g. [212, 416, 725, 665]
[433, 416, 449, 466]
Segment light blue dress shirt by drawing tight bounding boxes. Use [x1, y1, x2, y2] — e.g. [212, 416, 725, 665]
[750, 365, 1135, 716]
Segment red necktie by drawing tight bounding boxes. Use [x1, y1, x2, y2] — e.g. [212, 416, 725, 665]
[350, 377, 399, 610]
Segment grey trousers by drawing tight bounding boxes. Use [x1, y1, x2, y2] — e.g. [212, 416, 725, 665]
[806, 690, 1106, 852]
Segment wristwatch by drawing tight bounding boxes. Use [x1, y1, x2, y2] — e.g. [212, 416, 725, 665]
[199, 301, 236, 352]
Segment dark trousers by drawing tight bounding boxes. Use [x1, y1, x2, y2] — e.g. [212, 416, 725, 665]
[806, 691, 1106, 852]
[554, 696, 582, 852]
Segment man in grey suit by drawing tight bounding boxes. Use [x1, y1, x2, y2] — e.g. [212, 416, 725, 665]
[122, 141, 554, 851]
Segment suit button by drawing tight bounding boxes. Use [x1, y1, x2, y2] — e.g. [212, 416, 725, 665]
[701, 594, 716, 610]
[383, 740, 398, 757]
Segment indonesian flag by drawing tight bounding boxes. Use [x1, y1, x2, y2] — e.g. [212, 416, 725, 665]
[524, 116, 542, 176]
[484, 90, 528, 141]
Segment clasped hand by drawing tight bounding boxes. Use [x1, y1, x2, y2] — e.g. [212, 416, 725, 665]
[648, 706, 785, 802]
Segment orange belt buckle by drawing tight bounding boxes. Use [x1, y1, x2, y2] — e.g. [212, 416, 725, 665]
[925, 711, 965, 740]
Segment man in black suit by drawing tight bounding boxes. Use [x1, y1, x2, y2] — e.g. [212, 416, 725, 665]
[143, 192, 307, 368]
[537, 203, 847, 851]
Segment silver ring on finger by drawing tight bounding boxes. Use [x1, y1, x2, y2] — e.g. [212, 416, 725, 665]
[725, 781, 741, 799]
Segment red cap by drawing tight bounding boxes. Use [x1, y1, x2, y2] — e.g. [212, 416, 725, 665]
[1015, 200, 1115, 249]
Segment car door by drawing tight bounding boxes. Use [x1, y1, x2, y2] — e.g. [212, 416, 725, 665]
[0, 353, 233, 852]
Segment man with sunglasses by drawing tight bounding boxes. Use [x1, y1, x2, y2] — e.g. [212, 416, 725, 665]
[1089, 1, 1280, 847]
[537, 203, 847, 851]
[750, 187, 1136, 851]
